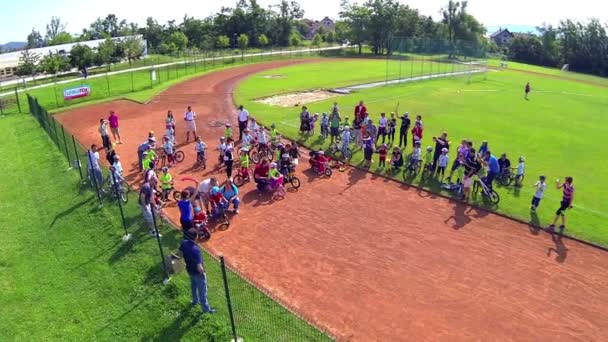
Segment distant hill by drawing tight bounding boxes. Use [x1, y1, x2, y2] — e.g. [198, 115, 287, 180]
[0, 41, 27, 52]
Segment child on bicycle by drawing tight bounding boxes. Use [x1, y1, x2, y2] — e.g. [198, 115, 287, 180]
[209, 186, 228, 214]
[165, 122, 176, 144]
[257, 128, 269, 150]
[160, 166, 174, 201]
[195, 136, 207, 165]
[279, 152, 293, 180]
[321, 113, 329, 139]
[314, 151, 329, 175]
[288, 142, 300, 166]
[437, 148, 449, 180]
[498, 153, 511, 176]
[268, 162, 284, 188]
[515, 156, 525, 186]
[163, 135, 176, 166]
[378, 144, 388, 168]
[193, 206, 207, 232]
[218, 137, 227, 163]
[239, 148, 251, 178]
[409, 141, 422, 169]
[241, 128, 255, 150]
[224, 124, 233, 140]
[248, 117, 259, 133]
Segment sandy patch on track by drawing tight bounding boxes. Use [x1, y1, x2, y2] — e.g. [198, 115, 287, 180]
[261, 74, 286, 79]
[256, 89, 341, 107]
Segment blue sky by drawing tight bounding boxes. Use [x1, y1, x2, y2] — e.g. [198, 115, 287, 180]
[1, 0, 605, 44]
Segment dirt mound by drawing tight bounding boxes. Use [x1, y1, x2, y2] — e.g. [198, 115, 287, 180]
[256, 89, 341, 107]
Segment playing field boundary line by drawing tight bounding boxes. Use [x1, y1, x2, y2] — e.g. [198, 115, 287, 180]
[0, 45, 346, 99]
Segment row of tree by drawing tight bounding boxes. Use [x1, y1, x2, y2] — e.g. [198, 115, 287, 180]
[505, 19, 608, 76]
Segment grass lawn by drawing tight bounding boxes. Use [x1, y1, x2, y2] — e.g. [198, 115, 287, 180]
[488, 59, 608, 87]
[0, 113, 329, 341]
[235, 59, 608, 246]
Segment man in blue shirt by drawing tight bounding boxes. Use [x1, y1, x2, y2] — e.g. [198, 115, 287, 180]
[179, 229, 215, 314]
[484, 151, 500, 189]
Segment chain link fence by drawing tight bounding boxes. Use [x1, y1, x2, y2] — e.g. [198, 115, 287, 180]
[27, 94, 333, 341]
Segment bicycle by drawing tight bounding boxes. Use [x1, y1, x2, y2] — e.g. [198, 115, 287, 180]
[472, 175, 500, 204]
[233, 164, 253, 187]
[308, 152, 333, 177]
[281, 165, 301, 189]
[501, 168, 524, 187]
[159, 149, 185, 167]
[250, 143, 274, 164]
[103, 174, 130, 203]
[326, 141, 352, 161]
[403, 156, 422, 179]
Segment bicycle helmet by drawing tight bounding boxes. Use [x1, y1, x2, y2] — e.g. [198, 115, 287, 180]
[318, 151, 324, 155]
[148, 137, 156, 143]
[162, 166, 169, 173]
[281, 153, 289, 159]
[343, 125, 350, 130]
[220, 136, 226, 141]
[270, 162, 277, 168]
[271, 123, 276, 128]
[519, 156, 525, 162]
[211, 186, 220, 195]
[441, 147, 448, 153]
[225, 123, 231, 127]
[426, 146, 433, 152]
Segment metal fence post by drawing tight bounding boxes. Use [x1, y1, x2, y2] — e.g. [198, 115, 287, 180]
[220, 256, 239, 342]
[14, 87, 21, 113]
[130, 70, 135, 92]
[110, 170, 131, 241]
[72, 135, 83, 180]
[106, 66, 111, 96]
[86, 149, 103, 206]
[61, 126, 71, 168]
[151, 209, 171, 284]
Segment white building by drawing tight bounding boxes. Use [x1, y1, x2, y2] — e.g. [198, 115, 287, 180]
[0, 35, 147, 79]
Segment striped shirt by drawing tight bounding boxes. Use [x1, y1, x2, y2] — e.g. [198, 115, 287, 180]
[184, 111, 196, 121]
[562, 184, 574, 201]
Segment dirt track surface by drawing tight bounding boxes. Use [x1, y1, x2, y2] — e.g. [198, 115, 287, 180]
[57, 59, 608, 341]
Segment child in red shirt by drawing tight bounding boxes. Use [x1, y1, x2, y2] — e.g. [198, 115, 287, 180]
[378, 144, 388, 168]
[411, 121, 423, 147]
[315, 151, 329, 174]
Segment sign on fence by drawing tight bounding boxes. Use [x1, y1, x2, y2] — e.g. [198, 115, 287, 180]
[63, 85, 91, 101]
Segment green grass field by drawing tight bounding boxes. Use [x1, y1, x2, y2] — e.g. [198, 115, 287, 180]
[0, 113, 329, 341]
[488, 59, 608, 87]
[235, 59, 608, 246]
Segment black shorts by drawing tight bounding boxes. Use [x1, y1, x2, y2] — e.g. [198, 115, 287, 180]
[102, 135, 111, 150]
[556, 200, 571, 215]
[330, 127, 339, 137]
[364, 147, 373, 160]
[180, 219, 193, 230]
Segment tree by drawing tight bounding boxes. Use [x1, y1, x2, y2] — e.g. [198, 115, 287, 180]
[312, 33, 322, 46]
[507, 35, 546, 66]
[16, 50, 41, 77]
[48, 32, 73, 46]
[69, 45, 95, 70]
[290, 33, 301, 46]
[237, 34, 250, 60]
[217, 35, 230, 48]
[273, 0, 304, 46]
[121, 36, 145, 65]
[27, 29, 44, 48]
[537, 24, 559, 66]
[325, 31, 336, 43]
[95, 38, 116, 66]
[143, 17, 165, 51]
[39, 52, 71, 74]
[181, 16, 213, 48]
[46, 16, 67, 42]
[339, 1, 370, 54]
[257, 34, 270, 47]
[442, 0, 464, 58]
[168, 31, 189, 52]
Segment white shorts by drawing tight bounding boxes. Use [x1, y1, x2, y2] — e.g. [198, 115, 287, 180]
[185, 120, 196, 131]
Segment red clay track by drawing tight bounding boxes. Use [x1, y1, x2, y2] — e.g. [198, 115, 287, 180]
[57, 60, 608, 341]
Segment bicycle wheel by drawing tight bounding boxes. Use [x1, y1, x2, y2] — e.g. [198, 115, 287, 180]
[174, 151, 185, 163]
[290, 176, 301, 189]
[275, 185, 286, 198]
[324, 168, 333, 177]
[250, 151, 260, 164]
[233, 174, 246, 187]
[172, 190, 181, 201]
[489, 190, 500, 204]
[118, 188, 129, 203]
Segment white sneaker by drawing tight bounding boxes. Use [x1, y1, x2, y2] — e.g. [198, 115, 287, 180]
[235, 209, 240, 214]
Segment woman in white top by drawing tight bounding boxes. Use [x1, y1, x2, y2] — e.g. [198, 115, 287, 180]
[184, 106, 197, 142]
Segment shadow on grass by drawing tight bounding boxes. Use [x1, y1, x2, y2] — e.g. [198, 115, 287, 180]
[50, 196, 95, 228]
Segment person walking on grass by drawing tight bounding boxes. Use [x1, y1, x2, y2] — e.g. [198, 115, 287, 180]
[184, 106, 197, 143]
[548, 177, 575, 232]
[525, 82, 531, 100]
[108, 111, 122, 144]
[329, 109, 341, 144]
[237, 105, 249, 141]
[180, 229, 216, 314]
[399, 112, 411, 148]
[531, 175, 547, 212]
[87, 144, 104, 189]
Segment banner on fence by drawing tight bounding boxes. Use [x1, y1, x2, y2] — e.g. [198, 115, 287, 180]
[63, 85, 91, 100]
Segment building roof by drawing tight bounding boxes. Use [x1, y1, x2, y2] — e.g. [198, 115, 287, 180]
[490, 28, 514, 39]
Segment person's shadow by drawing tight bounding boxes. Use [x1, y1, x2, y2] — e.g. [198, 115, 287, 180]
[547, 228, 568, 263]
[528, 211, 541, 235]
[444, 201, 472, 230]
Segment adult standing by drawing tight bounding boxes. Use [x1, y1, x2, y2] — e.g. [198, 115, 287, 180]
[179, 229, 215, 314]
[299, 106, 311, 134]
[166, 111, 176, 141]
[237, 105, 249, 140]
[196, 177, 219, 214]
[354, 100, 367, 122]
[99, 119, 111, 152]
[432, 132, 450, 172]
[139, 179, 161, 237]
[483, 151, 500, 189]
[254, 158, 270, 192]
[548, 177, 575, 232]
[525, 82, 531, 100]
[108, 111, 122, 144]
[178, 190, 194, 230]
[184, 106, 197, 143]
[224, 144, 234, 178]
[399, 112, 411, 148]
[221, 178, 241, 214]
[329, 109, 341, 143]
[87, 144, 103, 188]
